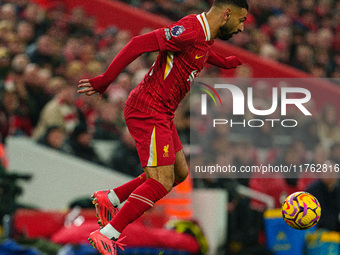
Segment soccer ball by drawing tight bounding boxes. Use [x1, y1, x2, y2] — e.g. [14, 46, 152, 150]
[282, 191, 321, 230]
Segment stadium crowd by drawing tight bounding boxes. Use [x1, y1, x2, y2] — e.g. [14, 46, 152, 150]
[0, 0, 146, 170]
[121, 0, 340, 78]
[0, 0, 339, 254]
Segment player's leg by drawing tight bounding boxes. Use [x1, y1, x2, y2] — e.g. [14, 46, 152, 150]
[144, 164, 175, 191]
[91, 172, 146, 227]
[96, 155, 186, 243]
[94, 109, 177, 235]
[94, 150, 187, 227]
[98, 125, 184, 238]
[174, 149, 189, 185]
[172, 119, 188, 185]
[93, 122, 187, 232]
[89, 107, 180, 254]
[91, 106, 148, 228]
[103, 154, 184, 207]
[105, 149, 186, 208]
[110, 173, 146, 204]
[90, 163, 177, 254]
[97, 165, 173, 240]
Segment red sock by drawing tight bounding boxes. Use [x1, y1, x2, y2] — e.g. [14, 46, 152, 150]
[113, 173, 181, 204]
[110, 178, 168, 233]
[113, 173, 146, 203]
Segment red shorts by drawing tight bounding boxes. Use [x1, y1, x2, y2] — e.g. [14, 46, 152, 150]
[124, 105, 183, 168]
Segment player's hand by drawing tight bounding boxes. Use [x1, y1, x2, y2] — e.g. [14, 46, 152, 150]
[224, 56, 242, 69]
[78, 79, 102, 99]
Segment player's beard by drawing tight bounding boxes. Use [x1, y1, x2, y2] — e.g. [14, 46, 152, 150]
[218, 23, 238, 41]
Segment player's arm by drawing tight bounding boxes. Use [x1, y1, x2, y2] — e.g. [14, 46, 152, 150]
[207, 50, 242, 69]
[78, 31, 160, 96]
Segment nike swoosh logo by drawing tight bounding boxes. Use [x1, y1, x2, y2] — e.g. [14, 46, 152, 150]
[195, 55, 204, 59]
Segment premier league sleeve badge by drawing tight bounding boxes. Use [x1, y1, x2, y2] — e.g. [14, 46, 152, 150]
[170, 25, 185, 37]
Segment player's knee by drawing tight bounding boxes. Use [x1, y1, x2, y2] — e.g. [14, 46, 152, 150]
[144, 165, 175, 192]
[151, 171, 175, 192]
[160, 177, 174, 192]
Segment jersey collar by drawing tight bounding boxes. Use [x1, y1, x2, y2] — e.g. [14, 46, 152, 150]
[196, 12, 211, 41]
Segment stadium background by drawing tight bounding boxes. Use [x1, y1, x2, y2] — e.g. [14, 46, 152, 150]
[0, 0, 339, 254]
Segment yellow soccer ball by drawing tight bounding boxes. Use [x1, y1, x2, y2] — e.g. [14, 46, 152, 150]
[282, 191, 321, 230]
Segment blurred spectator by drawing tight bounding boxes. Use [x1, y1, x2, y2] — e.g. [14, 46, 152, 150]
[0, 47, 11, 81]
[106, 73, 131, 102]
[309, 144, 329, 166]
[290, 44, 314, 72]
[329, 142, 340, 165]
[65, 60, 86, 85]
[174, 106, 190, 145]
[26, 35, 55, 68]
[32, 81, 83, 140]
[306, 162, 340, 231]
[233, 141, 257, 187]
[86, 60, 104, 78]
[110, 128, 143, 176]
[63, 37, 82, 63]
[16, 21, 35, 46]
[251, 116, 280, 165]
[0, 90, 32, 143]
[317, 104, 340, 147]
[1, 3, 17, 23]
[259, 43, 278, 60]
[10, 54, 30, 79]
[45, 76, 68, 98]
[204, 121, 231, 164]
[277, 142, 306, 173]
[79, 43, 96, 64]
[24, 64, 50, 126]
[67, 7, 94, 37]
[295, 119, 320, 151]
[65, 123, 104, 165]
[21, 2, 46, 38]
[97, 25, 117, 51]
[249, 144, 310, 210]
[93, 101, 122, 140]
[252, 118, 274, 149]
[75, 93, 99, 133]
[37, 125, 66, 151]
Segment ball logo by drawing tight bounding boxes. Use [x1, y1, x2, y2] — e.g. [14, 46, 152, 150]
[171, 25, 185, 37]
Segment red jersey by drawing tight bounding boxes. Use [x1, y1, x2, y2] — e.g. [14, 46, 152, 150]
[126, 13, 214, 116]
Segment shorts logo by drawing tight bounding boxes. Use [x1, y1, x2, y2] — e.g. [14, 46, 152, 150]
[171, 25, 185, 37]
[164, 28, 172, 41]
[163, 144, 169, 157]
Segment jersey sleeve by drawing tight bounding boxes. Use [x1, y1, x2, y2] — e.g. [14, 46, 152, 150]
[89, 31, 160, 94]
[155, 17, 199, 52]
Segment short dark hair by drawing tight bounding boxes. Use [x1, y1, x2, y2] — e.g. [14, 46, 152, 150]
[213, 0, 249, 10]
